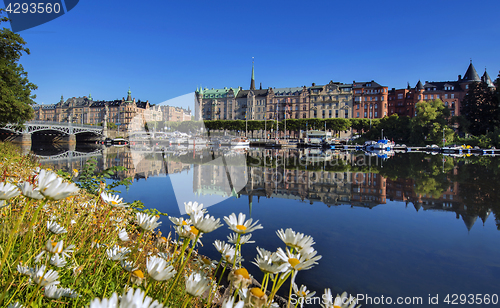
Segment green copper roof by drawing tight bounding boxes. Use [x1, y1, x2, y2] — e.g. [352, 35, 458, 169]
[200, 87, 241, 99]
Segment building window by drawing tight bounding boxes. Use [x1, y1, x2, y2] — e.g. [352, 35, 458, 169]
[450, 94, 454, 99]
[436, 94, 440, 99]
[329, 110, 332, 117]
[357, 112, 359, 117]
[444, 94, 448, 99]
[345, 110, 348, 118]
[335, 110, 339, 118]
[398, 94, 403, 99]
[465, 84, 469, 89]
[424, 95, 428, 99]
[364, 111, 367, 117]
[375, 112, 378, 117]
[356, 104, 359, 110]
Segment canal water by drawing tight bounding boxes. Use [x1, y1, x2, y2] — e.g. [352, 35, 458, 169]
[30, 143, 500, 307]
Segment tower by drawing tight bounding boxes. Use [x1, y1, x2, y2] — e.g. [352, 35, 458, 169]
[250, 58, 255, 91]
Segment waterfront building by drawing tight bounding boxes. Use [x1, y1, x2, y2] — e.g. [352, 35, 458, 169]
[388, 62, 495, 118]
[33, 89, 191, 132]
[352, 80, 389, 119]
[308, 81, 353, 119]
[387, 81, 424, 117]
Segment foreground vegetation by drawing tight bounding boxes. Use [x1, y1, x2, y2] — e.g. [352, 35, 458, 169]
[0, 142, 360, 308]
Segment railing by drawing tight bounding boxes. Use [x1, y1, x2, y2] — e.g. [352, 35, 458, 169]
[27, 121, 102, 129]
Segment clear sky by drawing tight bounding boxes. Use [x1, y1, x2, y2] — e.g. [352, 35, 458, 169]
[3, 0, 500, 111]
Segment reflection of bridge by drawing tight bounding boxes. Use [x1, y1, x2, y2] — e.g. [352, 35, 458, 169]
[36, 150, 102, 162]
[2, 121, 104, 144]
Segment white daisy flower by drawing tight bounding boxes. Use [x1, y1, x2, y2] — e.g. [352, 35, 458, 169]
[59, 287, 80, 298]
[7, 301, 25, 308]
[0, 182, 20, 200]
[31, 265, 60, 287]
[47, 221, 67, 235]
[168, 216, 191, 226]
[192, 211, 223, 233]
[321, 289, 361, 308]
[184, 201, 204, 216]
[100, 192, 127, 207]
[221, 296, 244, 308]
[224, 213, 263, 234]
[252, 247, 288, 274]
[45, 239, 64, 254]
[185, 272, 210, 297]
[44, 285, 64, 299]
[213, 240, 232, 254]
[40, 177, 79, 200]
[275, 247, 321, 271]
[16, 263, 33, 276]
[135, 213, 161, 231]
[146, 256, 176, 281]
[36, 169, 58, 190]
[120, 260, 138, 272]
[227, 233, 255, 245]
[121, 288, 164, 307]
[118, 228, 130, 242]
[50, 254, 67, 268]
[89, 293, 118, 308]
[17, 182, 43, 200]
[106, 245, 131, 261]
[277, 228, 315, 251]
[293, 283, 316, 308]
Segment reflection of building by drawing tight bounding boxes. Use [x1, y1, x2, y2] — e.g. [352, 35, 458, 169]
[351, 172, 386, 208]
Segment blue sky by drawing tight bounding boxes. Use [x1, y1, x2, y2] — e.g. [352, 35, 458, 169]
[3, 0, 500, 111]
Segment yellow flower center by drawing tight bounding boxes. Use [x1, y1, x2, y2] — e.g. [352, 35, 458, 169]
[190, 226, 199, 236]
[236, 224, 247, 231]
[160, 236, 167, 242]
[251, 287, 266, 298]
[202, 257, 211, 265]
[234, 268, 250, 279]
[288, 258, 300, 268]
[132, 269, 144, 278]
[111, 201, 118, 205]
[182, 221, 188, 225]
[51, 242, 57, 248]
[300, 291, 307, 297]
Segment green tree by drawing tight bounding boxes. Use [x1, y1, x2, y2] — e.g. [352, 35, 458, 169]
[460, 80, 499, 135]
[412, 99, 450, 145]
[0, 12, 37, 126]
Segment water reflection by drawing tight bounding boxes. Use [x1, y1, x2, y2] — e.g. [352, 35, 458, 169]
[25, 144, 500, 307]
[29, 143, 500, 233]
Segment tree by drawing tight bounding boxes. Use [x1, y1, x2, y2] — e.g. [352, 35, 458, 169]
[0, 12, 37, 126]
[411, 99, 450, 144]
[460, 80, 499, 135]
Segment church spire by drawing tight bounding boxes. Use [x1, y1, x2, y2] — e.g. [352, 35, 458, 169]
[250, 57, 255, 90]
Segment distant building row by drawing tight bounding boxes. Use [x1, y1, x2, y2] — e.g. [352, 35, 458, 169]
[33, 89, 191, 131]
[195, 62, 495, 121]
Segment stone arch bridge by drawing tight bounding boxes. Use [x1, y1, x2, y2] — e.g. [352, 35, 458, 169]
[1, 121, 105, 144]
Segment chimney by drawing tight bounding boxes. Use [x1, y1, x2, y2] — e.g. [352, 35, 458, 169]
[458, 75, 462, 80]
[312, 83, 315, 86]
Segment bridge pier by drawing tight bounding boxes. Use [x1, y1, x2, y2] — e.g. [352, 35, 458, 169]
[69, 134, 76, 145]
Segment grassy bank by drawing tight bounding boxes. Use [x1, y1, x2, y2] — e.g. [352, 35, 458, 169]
[0, 142, 359, 308]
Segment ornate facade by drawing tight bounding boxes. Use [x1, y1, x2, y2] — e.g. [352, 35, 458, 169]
[33, 89, 192, 132]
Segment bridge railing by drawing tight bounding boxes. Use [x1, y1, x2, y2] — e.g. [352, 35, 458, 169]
[27, 121, 103, 129]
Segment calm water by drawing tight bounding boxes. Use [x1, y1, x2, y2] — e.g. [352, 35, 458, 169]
[32, 144, 500, 307]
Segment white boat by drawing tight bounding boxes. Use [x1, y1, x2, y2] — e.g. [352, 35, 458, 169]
[372, 139, 394, 150]
[230, 137, 250, 146]
[300, 148, 333, 162]
[306, 130, 333, 147]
